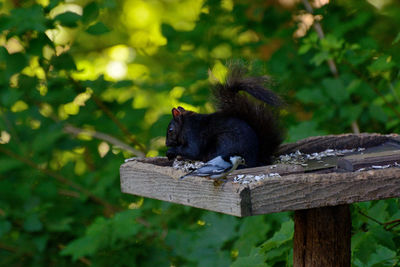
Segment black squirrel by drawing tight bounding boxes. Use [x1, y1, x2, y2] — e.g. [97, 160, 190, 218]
[166, 64, 284, 167]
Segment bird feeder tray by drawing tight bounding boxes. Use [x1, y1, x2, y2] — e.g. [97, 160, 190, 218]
[120, 133, 400, 217]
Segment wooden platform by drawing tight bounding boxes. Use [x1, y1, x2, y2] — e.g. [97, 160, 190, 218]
[120, 133, 400, 217]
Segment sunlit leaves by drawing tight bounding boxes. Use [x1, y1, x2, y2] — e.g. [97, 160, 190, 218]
[11, 100, 29, 112]
[210, 43, 232, 59]
[1, 0, 400, 266]
[62, 89, 93, 115]
[161, 0, 205, 31]
[367, 56, 396, 74]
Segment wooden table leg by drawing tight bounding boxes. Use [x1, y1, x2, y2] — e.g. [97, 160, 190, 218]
[293, 205, 351, 267]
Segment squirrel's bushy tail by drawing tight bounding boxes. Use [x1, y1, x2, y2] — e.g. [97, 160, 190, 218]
[212, 64, 284, 164]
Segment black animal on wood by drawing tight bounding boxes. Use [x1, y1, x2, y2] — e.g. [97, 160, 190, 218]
[166, 64, 284, 167]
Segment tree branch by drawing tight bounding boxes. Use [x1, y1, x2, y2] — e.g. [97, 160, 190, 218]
[0, 146, 119, 216]
[67, 76, 147, 153]
[301, 0, 363, 132]
[0, 242, 18, 253]
[301, 0, 339, 78]
[357, 210, 383, 225]
[0, 146, 152, 227]
[384, 219, 400, 231]
[64, 124, 145, 157]
[91, 95, 147, 153]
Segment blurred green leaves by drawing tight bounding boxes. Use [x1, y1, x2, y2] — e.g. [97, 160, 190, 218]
[86, 22, 110, 35]
[0, 0, 400, 266]
[231, 248, 268, 267]
[54, 11, 81, 27]
[51, 52, 77, 71]
[1, 5, 47, 34]
[23, 214, 43, 232]
[61, 210, 143, 260]
[82, 2, 100, 24]
[0, 220, 11, 238]
[393, 32, 400, 44]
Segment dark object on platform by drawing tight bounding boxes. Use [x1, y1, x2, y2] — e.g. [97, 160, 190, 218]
[165, 63, 284, 167]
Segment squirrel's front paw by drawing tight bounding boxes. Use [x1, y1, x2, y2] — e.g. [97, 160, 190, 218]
[166, 148, 177, 160]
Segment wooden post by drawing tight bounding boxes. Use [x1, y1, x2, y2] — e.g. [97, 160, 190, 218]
[293, 205, 351, 267]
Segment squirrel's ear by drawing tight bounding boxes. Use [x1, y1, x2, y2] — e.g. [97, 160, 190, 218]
[177, 106, 185, 112]
[172, 108, 181, 118]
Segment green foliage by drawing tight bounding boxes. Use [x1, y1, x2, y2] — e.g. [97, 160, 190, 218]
[0, 0, 400, 266]
[61, 210, 144, 260]
[55, 11, 82, 27]
[85, 22, 110, 35]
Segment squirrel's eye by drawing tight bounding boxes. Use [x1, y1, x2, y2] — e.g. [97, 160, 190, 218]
[168, 127, 173, 132]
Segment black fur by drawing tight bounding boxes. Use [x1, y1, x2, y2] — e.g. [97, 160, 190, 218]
[166, 64, 284, 167]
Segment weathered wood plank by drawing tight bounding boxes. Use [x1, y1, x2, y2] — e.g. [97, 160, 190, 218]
[278, 133, 399, 154]
[337, 150, 400, 171]
[120, 161, 303, 216]
[248, 168, 400, 215]
[228, 164, 304, 176]
[120, 160, 245, 216]
[121, 158, 400, 216]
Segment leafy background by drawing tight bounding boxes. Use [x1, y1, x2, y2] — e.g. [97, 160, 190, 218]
[1, 0, 400, 266]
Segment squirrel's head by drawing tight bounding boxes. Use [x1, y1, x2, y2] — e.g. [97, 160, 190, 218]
[166, 106, 186, 147]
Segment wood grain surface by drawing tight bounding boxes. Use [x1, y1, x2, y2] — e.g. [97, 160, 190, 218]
[294, 205, 351, 266]
[337, 150, 400, 171]
[278, 133, 400, 154]
[247, 168, 400, 215]
[120, 160, 245, 216]
[120, 159, 400, 216]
